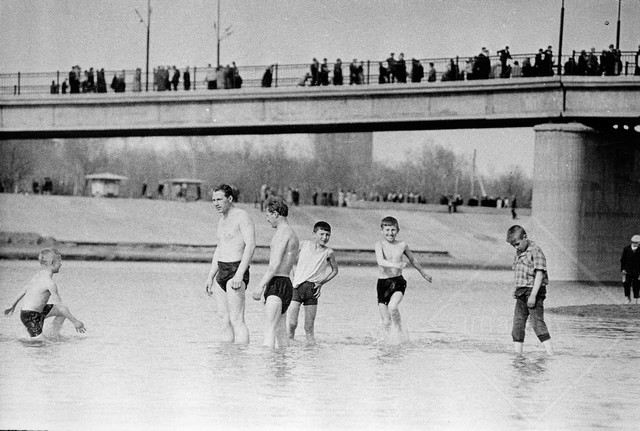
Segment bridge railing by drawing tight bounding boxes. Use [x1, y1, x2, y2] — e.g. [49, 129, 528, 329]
[1, 51, 637, 96]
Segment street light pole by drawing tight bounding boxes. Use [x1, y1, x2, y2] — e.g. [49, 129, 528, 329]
[146, 0, 151, 92]
[557, 0, 565, 75]
[616, 0, 622, 50]
[216, 0, 221, 68]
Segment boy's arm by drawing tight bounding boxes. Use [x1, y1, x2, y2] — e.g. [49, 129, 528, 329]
[317, 251, 339, 286]
[404, 246, 432, 283]
[229, 213, 256, 290]
[527, 270, 545, 308]
[4, 285, 27, 316]
[48, 283, 85, 332]
[375, 242, 405, 269]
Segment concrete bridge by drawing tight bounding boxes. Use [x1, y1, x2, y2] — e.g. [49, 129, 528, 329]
[1, 76, 639, 281]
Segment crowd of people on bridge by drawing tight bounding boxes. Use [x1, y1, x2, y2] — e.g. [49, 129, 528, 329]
[46, 44, 639, 95]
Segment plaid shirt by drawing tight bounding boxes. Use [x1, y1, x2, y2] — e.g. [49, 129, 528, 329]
[512, 240, 548, 288]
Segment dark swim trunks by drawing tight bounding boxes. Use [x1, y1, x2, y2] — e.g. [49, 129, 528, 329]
[216, 261, 250, 292]
[377, 276, 407, 305]
[265, 276, 293, 314]
[292, 281, 319, 306]
[20, 304, 54, 337]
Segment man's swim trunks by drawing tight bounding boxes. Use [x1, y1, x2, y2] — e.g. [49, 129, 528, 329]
[265, 276, 293, 314]
[292, 281, 319, 306]
[377, 276, 407, 305]
[216, 261, 250, 292]
[20, 304, 54, 337]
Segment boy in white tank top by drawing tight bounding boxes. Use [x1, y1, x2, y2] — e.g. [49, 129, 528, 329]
[287, 221, 339, 343]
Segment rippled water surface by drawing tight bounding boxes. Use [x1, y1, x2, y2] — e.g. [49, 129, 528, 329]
[1, 261, 638, 430]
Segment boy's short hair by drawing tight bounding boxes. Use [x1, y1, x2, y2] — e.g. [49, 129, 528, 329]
[214, 184, 234, 199]
[313, 221, 331, 233]
[39, 248, 61, 266]
[381, 216, 399, 229]
[267, 197, 288, 217]
[506, 225, 527, 241]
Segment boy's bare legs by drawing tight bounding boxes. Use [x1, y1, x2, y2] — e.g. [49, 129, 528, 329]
[541, 339, 553, 355]
[513, 340, 553, 356]
[287, 301, 302, 339]
[387, 292, 404, 337]
[263, 296, 286, 348]
[378, 304, 392, 332]
[275, 314, 289, 348]
[304, 304, 318, 343]
[48, 315, 66, 335]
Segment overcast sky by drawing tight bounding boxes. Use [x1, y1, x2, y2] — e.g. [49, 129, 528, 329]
[1, 0, 638, 176]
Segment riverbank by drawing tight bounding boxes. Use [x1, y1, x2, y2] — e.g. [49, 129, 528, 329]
[0, 193, 525, 269]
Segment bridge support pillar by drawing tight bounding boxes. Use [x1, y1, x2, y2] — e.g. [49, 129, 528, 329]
[531, 123, 640, 281]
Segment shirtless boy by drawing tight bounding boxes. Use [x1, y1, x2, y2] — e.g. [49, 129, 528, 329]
[375, 216, 432, 339]
[4, 248, 86, 338]
[287, 221, 339, 343]
[205, 184, 256, 344]
[252, 198, 299, 348]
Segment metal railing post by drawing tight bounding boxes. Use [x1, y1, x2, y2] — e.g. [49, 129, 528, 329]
[193, 67, 197, 91]
[275, 64, 278, 88]
[367, 60, 370, 85]
[17, 72, 20, 95]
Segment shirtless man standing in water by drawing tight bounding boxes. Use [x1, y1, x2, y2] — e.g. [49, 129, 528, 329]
[253, 198, 299, 348]
[205, 184, 256, 344]
[4, 248, 86, 338]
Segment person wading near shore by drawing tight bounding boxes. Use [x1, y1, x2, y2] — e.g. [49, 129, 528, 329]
[205, 184, 256, 344]
[4, 248, 86, 338]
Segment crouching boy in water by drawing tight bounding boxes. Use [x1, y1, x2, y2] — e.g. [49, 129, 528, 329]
[375, 216, 432, 340]
[288, 221, 339, 343]
[253, 198, 299, 348]
[506, 225, 553, 356]
[4, 248, 86, 338]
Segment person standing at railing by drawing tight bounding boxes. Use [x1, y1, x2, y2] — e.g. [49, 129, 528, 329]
[349, 59, 358, 84]
[261, 65, 273, 88]
[320, 59, 330, 86]
[378, 62, 388, 84]
[183, 66, 191, 91]
[427, 62, 436, 82]
[205, 64, 216, 90]
[69, 66, 80, 94]
[132, 68, 142, 92]
[333, 59, 343, 85]
[310, 58, 320, 86]
[635, 45, 640, 76]
[498, 46, 512, 78]
[543, 46, 554, 76]
[410, 58, 423, 82]
[396, 53, 407, 83]
[386, 53, 396, 83]
[171, 66, 180, 91]
[357, 61, 365, 85]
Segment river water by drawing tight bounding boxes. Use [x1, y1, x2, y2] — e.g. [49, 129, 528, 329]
[0, 260, 638, 431]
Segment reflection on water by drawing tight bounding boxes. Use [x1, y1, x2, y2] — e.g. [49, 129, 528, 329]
[1, 261, 639, 430]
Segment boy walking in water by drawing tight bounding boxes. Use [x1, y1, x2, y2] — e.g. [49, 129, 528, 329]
[506, 225, 553, 356]
[4, 248, 86, 337]
[288, 221, 339, 343]
[375, 216, 432, 340]
[253, 198, 299, 348]
[205, 184, 256, 344]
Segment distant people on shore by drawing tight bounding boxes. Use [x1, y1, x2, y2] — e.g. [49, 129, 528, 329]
[620, 234, 640, 304]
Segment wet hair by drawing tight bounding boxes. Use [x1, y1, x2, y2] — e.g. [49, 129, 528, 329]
[39, 248, 61, 266]
[380, 216, 399, 229]
[313, 221, 331, 233]
[214, 184, 234, 199]
[267, 197, 288, 217]
[506, 225, 527, 241]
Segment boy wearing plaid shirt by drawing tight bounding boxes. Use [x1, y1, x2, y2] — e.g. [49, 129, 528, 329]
[506, 225, 553, 356]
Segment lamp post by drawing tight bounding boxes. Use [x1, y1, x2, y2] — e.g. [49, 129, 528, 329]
[215, 0, 233, 68]
[616, 0, 622, 50]
[557, 0, 565, 75]
[135, 0, 151, 91]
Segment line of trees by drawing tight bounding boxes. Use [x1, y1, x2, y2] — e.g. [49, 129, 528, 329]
[0, 138, 532, 207]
